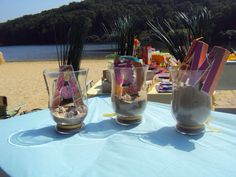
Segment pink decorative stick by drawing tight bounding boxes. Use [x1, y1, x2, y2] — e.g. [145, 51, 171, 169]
[188, 41, 208, 85]
[201, 47, 230, 96]
[190, 41, 208, 70]
[199, 46, 218, 70]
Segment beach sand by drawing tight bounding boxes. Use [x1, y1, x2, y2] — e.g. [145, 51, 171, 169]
[0, 59, 109, 112]
[0, 59, 236, 114]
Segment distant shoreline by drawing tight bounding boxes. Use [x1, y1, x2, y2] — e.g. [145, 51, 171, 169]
[5, 56, 107, 62]
[0, 44, 115, 61]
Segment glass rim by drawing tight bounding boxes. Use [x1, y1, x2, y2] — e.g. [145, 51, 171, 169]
[108, 64, 149, 69]
[170, 69, 207, 72]
[43, 67, 89, 75]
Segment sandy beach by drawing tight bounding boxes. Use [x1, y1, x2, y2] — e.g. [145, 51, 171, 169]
[0, 59, 236, 114]
[0, 59, 109, 112]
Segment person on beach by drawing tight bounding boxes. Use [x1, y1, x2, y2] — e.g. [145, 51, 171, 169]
[0, 51, 5, 65]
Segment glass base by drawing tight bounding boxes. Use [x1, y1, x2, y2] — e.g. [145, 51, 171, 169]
[176, 123, 205, 135]
[116, 115, 142, 125]
[56, 123, 84, 134]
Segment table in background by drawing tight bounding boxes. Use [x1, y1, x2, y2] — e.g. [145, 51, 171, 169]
[87, 80, 106, 97]
[87, 80, 236, 113]
[1, 97, 236, 177]
[87, 80, 172, 104]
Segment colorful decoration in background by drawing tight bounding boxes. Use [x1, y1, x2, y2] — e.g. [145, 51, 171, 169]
[227, 51, 236, 61]
[156, 80, 172, 93]
[133, 37, 140, 57]
[142, 46, 152, 65]
[151, 51, 177, 68]
[106, 35, 232, 96]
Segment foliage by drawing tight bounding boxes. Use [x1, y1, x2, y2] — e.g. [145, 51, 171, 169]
[113, 16, 135, 56]
[55, 16, 91, 70]
[148, 19, 189, 62]
[176, 7, 212, 42]
[0, 0, 235, 46]
[148, 7, 211, 62]
[219, 30, 236, 40]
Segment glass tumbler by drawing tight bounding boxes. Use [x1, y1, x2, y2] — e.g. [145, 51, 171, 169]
[171, 70, 211, 135]
[43, 67, 88, 134]
[109, 65, 149, 125]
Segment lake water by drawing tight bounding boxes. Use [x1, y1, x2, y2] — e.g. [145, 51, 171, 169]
[0, 41, 235, 62]
[0, 44, 116, 61]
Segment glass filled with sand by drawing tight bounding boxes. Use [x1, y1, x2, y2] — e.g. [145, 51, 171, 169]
[109, 65, 149, 125]
[171, 70, 211, 135]
[43, 68, 88, 134]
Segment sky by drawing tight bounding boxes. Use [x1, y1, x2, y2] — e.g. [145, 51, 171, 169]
[0, 0, 81, 22]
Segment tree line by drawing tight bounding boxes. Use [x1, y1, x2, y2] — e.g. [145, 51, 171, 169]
[0, 0, 235, 46]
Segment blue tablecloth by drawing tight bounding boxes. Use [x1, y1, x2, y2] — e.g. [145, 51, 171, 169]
[0, 97, 236, 177]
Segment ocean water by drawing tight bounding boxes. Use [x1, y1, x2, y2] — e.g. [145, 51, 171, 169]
[0, 43, 116, 61]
